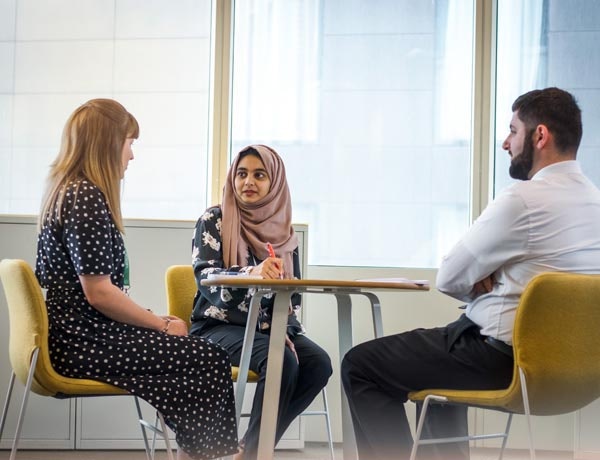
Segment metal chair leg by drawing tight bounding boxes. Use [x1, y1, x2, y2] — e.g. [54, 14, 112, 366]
[294, 387, 334, 460]
[498, 413, 513, 460]
[0, 372, 16, 441]
[135, 396, 174, 460]
[150, 412, 158, 460]
[135, 396, 154, 460]
[7, 348, 40, 460]
[410, 395, 430, 460]
[321, 388, 335, 460]
[410, 395, 450, 460]
[519, 369, 536, 460]
[157, 411, 174, 460]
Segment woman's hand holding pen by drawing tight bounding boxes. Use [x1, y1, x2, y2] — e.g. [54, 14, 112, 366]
[249, 242, 285, 279]
[249, 257, 284, 279]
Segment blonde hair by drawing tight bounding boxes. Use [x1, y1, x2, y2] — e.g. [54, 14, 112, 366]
[39, 98, 139, 233]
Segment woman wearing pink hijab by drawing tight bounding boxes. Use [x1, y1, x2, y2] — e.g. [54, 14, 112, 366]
[190, 145, 332, 460]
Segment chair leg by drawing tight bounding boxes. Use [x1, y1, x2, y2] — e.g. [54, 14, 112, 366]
[0, 372, 16, 441]
[519, 368, 536, 460]
[410, 396, 431, 460]
[157, 411, 174, 460]
[498, 413, 513, 460]
[7, 348, 40, 460]
[409, 395, 450, 460]
[150, 412, 158, 459]
[135, 396, 174, 460]
[134, 396, 154, 460]
[321, 388, 335, 460]
[295, 387, 334, 459]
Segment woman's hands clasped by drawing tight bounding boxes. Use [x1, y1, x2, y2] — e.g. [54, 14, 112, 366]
[159, 315, 189, 336]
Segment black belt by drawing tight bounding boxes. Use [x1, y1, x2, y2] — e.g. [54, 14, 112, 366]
[484, 336, 513, 358]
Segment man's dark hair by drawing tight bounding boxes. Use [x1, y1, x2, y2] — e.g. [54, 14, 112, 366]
[512, 87, 582, 154]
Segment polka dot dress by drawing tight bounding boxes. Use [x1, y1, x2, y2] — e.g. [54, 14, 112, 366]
[35, 180, 238, 459]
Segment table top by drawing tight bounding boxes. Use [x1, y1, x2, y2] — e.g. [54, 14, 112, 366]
[201, 276, 430, 291]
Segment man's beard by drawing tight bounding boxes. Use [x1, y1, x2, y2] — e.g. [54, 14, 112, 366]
[509, 132, 534, 181]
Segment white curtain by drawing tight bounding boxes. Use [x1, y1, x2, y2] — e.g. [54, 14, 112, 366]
[496, 0, 545, 129]
[437, 0, 475, 144]
[232, 0, 320, 143]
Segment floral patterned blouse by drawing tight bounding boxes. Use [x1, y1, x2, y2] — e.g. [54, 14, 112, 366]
[190, 205, 304, 337]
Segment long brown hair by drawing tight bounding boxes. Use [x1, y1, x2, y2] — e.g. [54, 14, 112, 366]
[39, 99, 139, 233]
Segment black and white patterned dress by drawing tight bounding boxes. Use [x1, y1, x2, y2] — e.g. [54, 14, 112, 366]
[35, 180, 238, 459]
[189, 205, 304, 336]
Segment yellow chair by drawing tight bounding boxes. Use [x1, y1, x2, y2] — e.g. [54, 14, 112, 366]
[0, 259, 173, 460]
[165, 264, 334, 459]
[408, 272, 600, 460]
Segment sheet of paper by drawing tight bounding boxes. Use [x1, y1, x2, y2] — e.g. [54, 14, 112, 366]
[207, 273, 264, 280]
[356, 277, 430, 287]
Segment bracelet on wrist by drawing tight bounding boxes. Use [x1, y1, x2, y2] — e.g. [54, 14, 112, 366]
[161, 317, 171, 333]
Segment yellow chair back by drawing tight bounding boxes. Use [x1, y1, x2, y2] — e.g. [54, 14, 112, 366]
[512, 272, 600, 414]
[165, 265, 197, 328]
[0, 259, 126, 397]
[164, 265, 258, 382]
[409, 272, 600, 415]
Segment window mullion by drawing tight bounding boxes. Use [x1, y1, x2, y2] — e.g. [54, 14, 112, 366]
[471, 0, 497, 222]
[208, 0, 234, 206]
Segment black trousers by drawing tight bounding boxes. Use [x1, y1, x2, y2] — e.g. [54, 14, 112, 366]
[341, 314, 514, 460]
[199, 323, 332, 460]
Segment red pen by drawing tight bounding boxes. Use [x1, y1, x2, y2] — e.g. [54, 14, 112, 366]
[266, 242, 283, 278]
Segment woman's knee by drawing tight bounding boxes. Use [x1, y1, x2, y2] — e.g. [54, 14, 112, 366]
[311, 350, 333, 385]
[210, 342, 233, 370]
[278, 348, 301, 386]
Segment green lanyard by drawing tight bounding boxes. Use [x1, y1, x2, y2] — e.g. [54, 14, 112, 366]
[123, 247, 130, 295]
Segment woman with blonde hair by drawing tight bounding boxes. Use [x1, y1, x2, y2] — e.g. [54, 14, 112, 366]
[190, 144, 332, 459]
[36, 98, 238, 460]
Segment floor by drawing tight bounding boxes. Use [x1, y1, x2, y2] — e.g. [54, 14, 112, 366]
[0, 443, 579, 460]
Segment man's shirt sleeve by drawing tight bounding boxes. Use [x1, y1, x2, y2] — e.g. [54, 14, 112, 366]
[436, 187, 530, 302]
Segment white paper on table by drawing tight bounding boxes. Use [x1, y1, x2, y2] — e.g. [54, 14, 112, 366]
[355, 277, 430, 287]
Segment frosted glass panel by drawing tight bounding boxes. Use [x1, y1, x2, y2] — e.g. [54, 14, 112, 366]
[15, 42, 114, 93]
[0, 0, 16, 41]
[16, 0, 114, 40]
[1, 0, 212, 219]
[0, 42, 14, 93]
[494, 0, 600, 194]
[231, 0, 475, 267]
[116, 0, 211, 38]
[114, 39, 209, 92]
[0, 95, 12, 147]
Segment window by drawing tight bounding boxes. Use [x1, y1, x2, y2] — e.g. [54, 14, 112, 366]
[230, 0, 475, 267]
[0, 0, 213, 220]
[8, 1, 600, 270]
[493, 0, 600, 195]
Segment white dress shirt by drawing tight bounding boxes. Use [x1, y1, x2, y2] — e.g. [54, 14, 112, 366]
[436, 160, 600, 344]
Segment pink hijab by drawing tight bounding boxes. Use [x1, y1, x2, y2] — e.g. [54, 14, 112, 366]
[221, 145, 298, 278]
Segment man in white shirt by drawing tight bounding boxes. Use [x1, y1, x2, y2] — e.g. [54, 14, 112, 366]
[341, 87, 600, 460]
